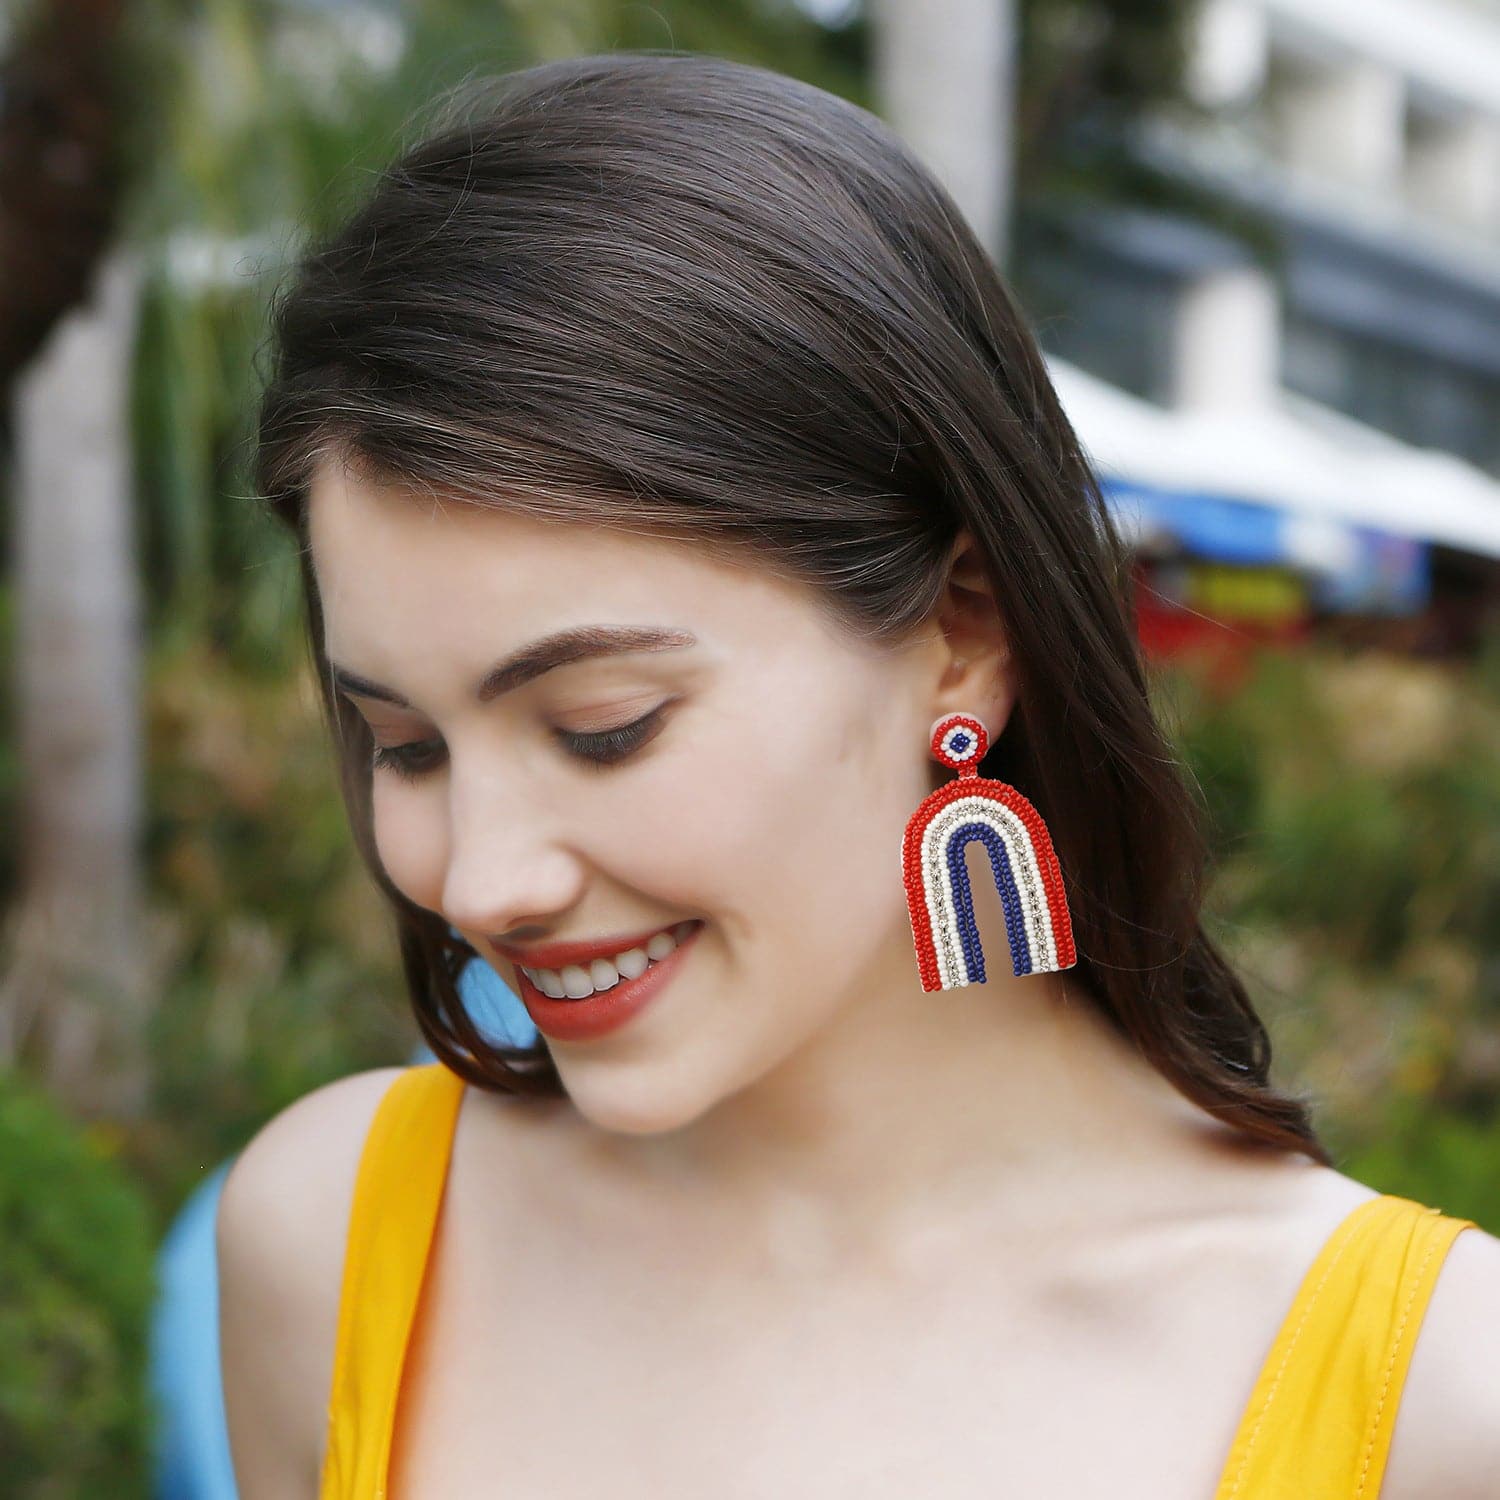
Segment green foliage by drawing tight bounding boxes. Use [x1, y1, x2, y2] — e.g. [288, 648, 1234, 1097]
[1016, 0, 1199, 182]
[131, 273, 292, 657]
[1335, 1093, 1500, 1235]
[139, 635, 416, 1207]
[0, 1072, 156, 1498]
[1166, 683, 1261, 863]
[1156, 635, 1500, 1233]
[1160, 642, 1500, 971]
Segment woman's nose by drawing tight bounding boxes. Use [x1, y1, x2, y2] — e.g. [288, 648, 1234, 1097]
[438, 776, 585, 938]
[440, 843, 586, 939]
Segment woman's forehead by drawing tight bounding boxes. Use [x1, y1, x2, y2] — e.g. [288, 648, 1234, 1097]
[311, 461, 696, 593]
[305, 458, 826, 665]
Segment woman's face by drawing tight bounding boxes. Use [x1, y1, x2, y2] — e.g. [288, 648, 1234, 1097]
[308, 459, 998, 1135]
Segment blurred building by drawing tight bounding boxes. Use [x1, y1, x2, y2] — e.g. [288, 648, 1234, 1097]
[1015, 0, 1500, 656]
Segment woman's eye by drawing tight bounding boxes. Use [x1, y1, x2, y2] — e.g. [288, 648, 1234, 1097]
[371, 738, 447, 781]
[556, 706, 667, 767]
[370, 706, 668, 781]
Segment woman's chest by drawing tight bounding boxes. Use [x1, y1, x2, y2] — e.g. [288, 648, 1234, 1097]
[385, 1213, 1287, 1500]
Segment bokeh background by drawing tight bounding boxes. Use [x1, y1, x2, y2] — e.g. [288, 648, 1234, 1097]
[2, 0, 1498, 1493]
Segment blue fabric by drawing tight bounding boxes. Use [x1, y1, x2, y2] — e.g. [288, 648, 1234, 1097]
[149, 952, 534, 1498]
[150, 1163, 238, 1500]
[410, 953, 538, 1061]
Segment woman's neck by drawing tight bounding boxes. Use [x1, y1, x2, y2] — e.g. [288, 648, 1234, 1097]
[568, 916, 1263, 1276]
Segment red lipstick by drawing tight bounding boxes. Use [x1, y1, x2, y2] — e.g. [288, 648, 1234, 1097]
[511, 922, 702, 1043]
[496, 924, 684, 972]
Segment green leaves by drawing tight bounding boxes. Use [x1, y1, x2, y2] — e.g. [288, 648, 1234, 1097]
[0, 1072, 156, 1499]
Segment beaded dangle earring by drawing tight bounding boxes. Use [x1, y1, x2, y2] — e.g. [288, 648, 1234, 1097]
[901, 712, 1077, 991]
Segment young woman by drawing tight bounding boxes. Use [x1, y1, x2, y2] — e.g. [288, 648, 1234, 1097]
[217, 52, 1500, 1500]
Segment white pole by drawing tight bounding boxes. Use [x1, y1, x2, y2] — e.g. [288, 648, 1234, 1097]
[869, 0, 1016, 266]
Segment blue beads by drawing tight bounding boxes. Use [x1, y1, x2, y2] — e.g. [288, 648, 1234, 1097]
[943, 820, 1034, 980]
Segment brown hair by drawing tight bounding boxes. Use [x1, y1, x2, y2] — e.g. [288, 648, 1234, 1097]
[254, 51, 1329, 1162]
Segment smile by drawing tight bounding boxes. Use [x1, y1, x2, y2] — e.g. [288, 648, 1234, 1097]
[518, 919, 700, 1000]
[513, 919, 703, 1043]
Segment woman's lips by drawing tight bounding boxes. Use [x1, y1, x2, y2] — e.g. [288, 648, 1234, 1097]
[497, 920, 694, 973]
[513, 922, 702, 1043]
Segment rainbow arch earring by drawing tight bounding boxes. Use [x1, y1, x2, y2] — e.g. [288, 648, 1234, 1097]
[901, 712, 1077, 991]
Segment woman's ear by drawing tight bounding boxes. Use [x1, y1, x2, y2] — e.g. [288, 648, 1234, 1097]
[929, 528, 1016, 733]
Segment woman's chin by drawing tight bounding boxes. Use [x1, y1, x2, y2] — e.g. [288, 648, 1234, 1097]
[554, 1066, 721, 1138]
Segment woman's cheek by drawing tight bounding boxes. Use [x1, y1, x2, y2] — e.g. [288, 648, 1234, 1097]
[370, 781, 450, 912]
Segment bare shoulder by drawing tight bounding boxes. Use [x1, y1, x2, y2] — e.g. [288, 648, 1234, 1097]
[215, 1065, 409, 1500]
[1381, 1216, 1500, 1500]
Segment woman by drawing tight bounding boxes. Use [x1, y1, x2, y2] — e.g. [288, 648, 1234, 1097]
[217, 53, 1500, 1499]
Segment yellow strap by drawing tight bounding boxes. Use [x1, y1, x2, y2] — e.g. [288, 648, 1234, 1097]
[1213, 1193, 1476, 1500]
[319, 1063, 466, 1500]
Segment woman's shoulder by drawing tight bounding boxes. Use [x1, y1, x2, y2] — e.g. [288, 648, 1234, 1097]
[1380, 1208, 1500, 1499]
[1194, 1158, 1500, 1496]
[215, 1065, 410, 1498]
[1159, 1151, 1499, 1494]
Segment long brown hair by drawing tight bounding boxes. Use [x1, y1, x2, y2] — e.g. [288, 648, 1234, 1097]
[254, 51, 1329, 1163]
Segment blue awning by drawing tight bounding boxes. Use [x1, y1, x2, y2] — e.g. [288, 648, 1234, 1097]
[1100, 477, 1430, 614]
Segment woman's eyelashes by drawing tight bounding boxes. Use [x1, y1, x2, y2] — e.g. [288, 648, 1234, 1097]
[370, 737, 446, 781]
[369, 704, 670, 782]
[556, 703, 670, 770]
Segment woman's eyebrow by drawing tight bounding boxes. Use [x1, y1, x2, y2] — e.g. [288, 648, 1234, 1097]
[329, 624, 697, 708]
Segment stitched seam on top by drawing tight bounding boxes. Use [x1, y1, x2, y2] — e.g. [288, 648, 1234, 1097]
[1352, 1227, 1442, 1499]
[372, 1071, 426, 1500]
[1222, 1224, 1363, 1499]
[323, 1073, 414, 1499]
[375, 1067, 461, 1500]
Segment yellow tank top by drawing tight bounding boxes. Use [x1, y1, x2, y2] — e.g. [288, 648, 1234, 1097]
[318, 1063, 1477, 1499]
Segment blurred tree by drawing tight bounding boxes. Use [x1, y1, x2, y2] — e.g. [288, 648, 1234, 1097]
[0, 0, 149, 1120]
[0, 0, 125, 391]
[1008, 0, 1283, 298]
[1015, 0, 1199, 191]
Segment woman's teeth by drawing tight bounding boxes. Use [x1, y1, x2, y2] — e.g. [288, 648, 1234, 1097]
[521, 921, 698, 1000]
